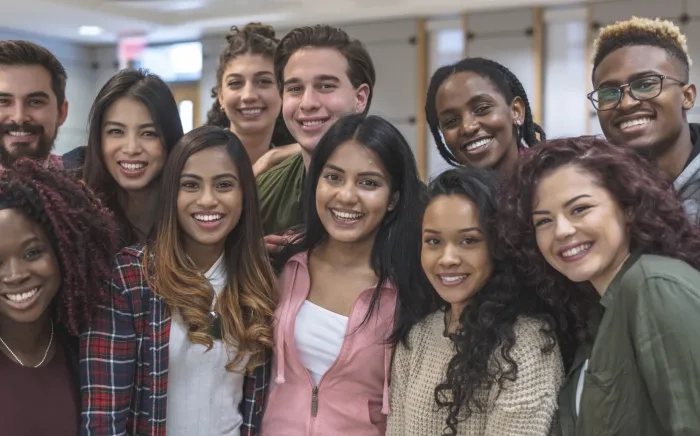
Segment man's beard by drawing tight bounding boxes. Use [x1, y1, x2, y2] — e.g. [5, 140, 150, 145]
[0, 123, 56, 168]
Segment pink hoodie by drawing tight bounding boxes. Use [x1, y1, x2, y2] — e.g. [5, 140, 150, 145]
[261, 252, 396, 436]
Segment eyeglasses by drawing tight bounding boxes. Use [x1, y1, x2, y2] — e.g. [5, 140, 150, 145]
[587, 74, 685, 111]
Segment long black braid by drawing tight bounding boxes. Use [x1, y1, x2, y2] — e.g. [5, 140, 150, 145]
[426, 57, 546, 167]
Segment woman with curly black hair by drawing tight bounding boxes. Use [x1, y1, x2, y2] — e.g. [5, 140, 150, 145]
[0, 158, 118, 435]
[387, 167, 563, 436]
[499, 136, 700, 435]
[426, 57, 545, 175]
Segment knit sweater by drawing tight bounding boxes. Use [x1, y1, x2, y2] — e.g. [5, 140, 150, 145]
[387, 311, 564, 436]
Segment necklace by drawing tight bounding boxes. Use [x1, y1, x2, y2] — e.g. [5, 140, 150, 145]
[0, 320, 54, 367]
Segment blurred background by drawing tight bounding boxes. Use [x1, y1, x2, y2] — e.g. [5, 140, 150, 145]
[4, 0, 700, 178]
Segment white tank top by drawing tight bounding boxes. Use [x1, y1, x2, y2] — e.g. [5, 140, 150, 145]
[294, 300, 349, 386]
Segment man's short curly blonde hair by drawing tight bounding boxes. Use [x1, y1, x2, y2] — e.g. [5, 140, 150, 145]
[592, 16, 691, 80]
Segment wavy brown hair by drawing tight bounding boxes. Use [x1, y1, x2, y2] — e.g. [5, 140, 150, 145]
[143, 126, 276, 371]
[499, 136, 700, 351]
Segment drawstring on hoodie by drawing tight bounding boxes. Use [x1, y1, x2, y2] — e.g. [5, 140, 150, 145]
[382, 342, 391, 414]
[275, 265, 300, 385]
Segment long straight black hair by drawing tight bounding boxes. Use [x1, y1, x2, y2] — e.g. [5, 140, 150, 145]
[82, 69, 184, 245]
[275, 114, 426, 325]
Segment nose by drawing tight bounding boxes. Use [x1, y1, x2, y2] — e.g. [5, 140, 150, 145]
[10, 101, 31, 125]
[299, 88, 321, 112]
[336, 182, 359, 204]
[196, 186, 219, 208]
[437, 243, 461, 268]
[241, 83, 257, 103]
[460, 113, 479, 137]
[618, 86, 641, 112]
[123, 132, 143, 156]
[553, 216, 576, 240]
[1, 259, 31, 286]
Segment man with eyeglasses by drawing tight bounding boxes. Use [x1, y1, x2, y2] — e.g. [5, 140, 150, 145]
[590, 16, 700, 222]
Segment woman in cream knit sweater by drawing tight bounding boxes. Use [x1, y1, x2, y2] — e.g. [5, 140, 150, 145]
[387, 168, 564, 436]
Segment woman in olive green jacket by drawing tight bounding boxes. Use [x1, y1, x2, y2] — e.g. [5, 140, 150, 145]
[501, 136, 700, 436]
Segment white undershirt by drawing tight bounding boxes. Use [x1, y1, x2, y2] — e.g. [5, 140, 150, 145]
[166, 254, 249, 436]
[575, 359, 589, 417]
[294, 300, 348, 386]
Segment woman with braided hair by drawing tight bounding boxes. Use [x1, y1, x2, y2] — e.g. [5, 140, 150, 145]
[426, 57, 546, 175]
[0, 158, 118, 435]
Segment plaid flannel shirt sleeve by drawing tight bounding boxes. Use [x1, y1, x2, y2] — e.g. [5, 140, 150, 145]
[239, 350, 271, 436]
[80, 256, 141, 436]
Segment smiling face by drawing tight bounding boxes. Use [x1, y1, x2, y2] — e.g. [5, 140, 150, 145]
[281, 48, 370, 155]
[177, 146, 243, 258]
[593, 45, 696, 156]
[0, 65, 68, 168]
[435, 71, 524, 170]
[0, 208, 61, 326]
[421, 195, 493, 315]
[101, 97, 166, 192]
[532, 164, 631, 293]
[316, 139, 397, 245]
[218, 53, 281, 138]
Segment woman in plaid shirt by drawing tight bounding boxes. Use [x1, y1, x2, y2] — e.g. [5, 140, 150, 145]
[81, 126, 277, 436]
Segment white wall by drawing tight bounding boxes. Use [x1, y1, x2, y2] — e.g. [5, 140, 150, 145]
[0, 28, 100, 155]
[199, 19, 419, 154]
[543, 6, 588, 139]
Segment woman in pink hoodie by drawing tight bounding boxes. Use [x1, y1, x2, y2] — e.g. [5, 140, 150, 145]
[261, 114, 425, 435]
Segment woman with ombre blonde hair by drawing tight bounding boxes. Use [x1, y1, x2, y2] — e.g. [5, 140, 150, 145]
[80, 126, 276, 436]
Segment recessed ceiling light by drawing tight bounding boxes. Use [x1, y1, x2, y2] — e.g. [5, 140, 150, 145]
[79, 26, 103, 36]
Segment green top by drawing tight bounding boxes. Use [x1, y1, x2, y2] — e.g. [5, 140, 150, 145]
[558, 252, 700, 436]
[255, 153, 305, 236]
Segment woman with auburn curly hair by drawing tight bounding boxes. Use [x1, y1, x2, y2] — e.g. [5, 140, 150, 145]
[500, 136, 700, 436]
[0, 159, 118, 436]
[388, 167, 563, 436]
[81, 126, 276, 436]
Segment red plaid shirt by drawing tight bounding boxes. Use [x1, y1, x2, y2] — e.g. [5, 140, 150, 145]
[80, 246, 269, 435]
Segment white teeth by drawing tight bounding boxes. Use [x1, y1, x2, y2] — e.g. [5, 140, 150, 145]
[240, 108, 262, 116]
[561, 243, 592, 258]
[620, 117, 652, 130]
[465, 137, 492, 151]
[301, 120, 326, 127]
[119, 162, 146, 171]
[331, 210, 364, 221]
[8, 131, 33, 137]
[439, 275, 466, 283]
[194, 214, 222, 222]
[5, 288, 39, 303]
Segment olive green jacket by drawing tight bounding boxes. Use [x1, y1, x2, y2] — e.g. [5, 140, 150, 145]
[559, 253, 700, 436]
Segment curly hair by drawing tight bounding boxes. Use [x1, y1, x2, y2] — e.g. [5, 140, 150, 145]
[592, 16, 692, 81]
[394, 167, 557, 435]
[0, 159, 119, 335]
[499, 136, 700, 347]
[426, 57, 546, 167]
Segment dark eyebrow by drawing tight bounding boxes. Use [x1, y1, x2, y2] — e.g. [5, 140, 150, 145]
[180, 173, 238, 181]
[598, 70, 661, 88]
[21, 236, 41, 247]
[283, 78, 302, 87]
[0, 91, 50, 99]
[437, 93, 494, 118]
[26, 91, 50, 100]
[225, 71, 274, 80]
[315, 75, 340, 83]
[103, 121, 156, 129]
[324, 163, 345, 173]
[532, 194, 591, 215]
[423, 227, 483, 234]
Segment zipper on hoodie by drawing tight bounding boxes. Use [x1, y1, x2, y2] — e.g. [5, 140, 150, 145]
[311, 386, 319, 416]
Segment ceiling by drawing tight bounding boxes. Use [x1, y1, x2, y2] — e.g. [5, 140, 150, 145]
[5, 0, 596, 45]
